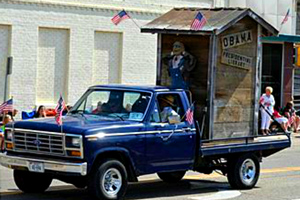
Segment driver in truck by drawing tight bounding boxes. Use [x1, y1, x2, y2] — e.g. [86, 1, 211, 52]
[101, 91, 127, 113]
[159, 95, 180, 123]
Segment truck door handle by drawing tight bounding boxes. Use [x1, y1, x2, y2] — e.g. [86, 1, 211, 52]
[160, 135, 170, 141]
[159, 130, 174, 141]
[182, 127, 191, 132]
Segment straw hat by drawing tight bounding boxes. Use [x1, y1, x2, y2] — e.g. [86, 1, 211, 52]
[161, 95, 175, 107]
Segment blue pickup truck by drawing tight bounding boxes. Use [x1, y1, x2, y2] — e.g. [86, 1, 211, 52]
[0, 85, 291, 200]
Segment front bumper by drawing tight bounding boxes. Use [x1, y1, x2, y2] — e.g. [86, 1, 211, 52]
[0, 153, 87, 176]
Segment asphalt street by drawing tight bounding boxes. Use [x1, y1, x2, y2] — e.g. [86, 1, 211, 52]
[1, 134, 300, 200]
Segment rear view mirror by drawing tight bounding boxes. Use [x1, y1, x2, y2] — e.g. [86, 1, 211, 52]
[168, 114, 181, 124]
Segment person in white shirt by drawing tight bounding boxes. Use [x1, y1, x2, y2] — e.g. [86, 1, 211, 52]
[259, 86, 275, 135]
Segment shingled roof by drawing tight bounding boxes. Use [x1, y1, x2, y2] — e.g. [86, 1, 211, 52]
[141, 7, 278, 35]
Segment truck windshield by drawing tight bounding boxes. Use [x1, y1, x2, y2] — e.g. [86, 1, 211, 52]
[70, 89, 152, 122]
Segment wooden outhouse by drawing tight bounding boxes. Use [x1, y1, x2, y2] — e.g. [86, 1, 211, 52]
[142, 8, 279, 140]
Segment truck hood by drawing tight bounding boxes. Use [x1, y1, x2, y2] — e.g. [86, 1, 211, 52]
[9, 115, 141, 135]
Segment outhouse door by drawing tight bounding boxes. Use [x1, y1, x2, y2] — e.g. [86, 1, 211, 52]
[261, 43, 283, 109]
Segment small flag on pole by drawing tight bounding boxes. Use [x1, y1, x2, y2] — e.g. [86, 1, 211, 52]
[281, 8, 290, 25]
[0, 99, 13, 114]
[185, 105, 194, 125]
[191, 11, 207, 30]
[55, 95, 66, 126]
[111, 10, 130, 25]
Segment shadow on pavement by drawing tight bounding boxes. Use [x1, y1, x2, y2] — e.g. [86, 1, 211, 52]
[1, 179, 230, 200]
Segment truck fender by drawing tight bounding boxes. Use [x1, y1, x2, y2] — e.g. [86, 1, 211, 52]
[89, 147, 138, 182]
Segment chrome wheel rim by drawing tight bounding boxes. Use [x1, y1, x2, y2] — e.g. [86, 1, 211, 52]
[239, 158, 256, 185]
[101, 168, 122, 196]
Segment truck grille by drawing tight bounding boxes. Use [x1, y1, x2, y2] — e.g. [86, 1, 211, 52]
[13, 131, 64, 155]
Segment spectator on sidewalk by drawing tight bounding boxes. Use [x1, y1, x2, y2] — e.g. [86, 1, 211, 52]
[259, 86, 275, 135]
[283, 101, 300, 132]
[34, 105, 47, 118]
[0, 114, 12, 152]
[272, 110, 290, 134]
[3, 109, 18, 121]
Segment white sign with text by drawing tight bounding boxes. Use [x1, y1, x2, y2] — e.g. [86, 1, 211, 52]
[221, 51, 253, 70]
[221, 30, 252, 49]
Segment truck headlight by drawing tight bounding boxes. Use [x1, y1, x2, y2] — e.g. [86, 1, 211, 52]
[65, 135, 82, 148]
[5, 129, 13, 141]
[65, 134, 83, 158]
[71, 137, 81, 147]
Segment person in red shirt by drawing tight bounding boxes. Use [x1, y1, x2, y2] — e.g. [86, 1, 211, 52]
[283, 101, 300, 132]
[272, 110, 289, 133]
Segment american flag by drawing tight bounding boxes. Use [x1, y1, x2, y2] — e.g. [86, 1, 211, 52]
[281, 8, 290, 25]
[0, 99, 13, 114]
[185, 105, 194, 125]
[111, 10, 130, 25]
[55, 95, 66, 126]
[191, 11, 207, 30]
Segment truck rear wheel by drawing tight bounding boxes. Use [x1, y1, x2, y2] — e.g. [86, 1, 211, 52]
[227, 154, 260, 189]
[14, 170, 52, 193]
[88, 159, 128, 200]
[157, 171, 186, 183]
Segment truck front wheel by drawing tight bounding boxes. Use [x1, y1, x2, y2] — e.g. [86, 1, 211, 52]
[88, 160, 128, 200]
[227, 154, 260, 189]
[157, 171, 186, 183]
[14, 170, 52, 193]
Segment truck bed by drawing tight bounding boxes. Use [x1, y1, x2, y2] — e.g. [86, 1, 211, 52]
[200, 133, 291, 157]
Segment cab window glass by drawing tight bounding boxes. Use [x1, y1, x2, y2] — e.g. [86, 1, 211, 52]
[156, 93, 185, 123]
[123, 92, 141, 112]
[72, 89, 151, 122]
[150, 102, 160, 123]
[84, 91, 110, 112]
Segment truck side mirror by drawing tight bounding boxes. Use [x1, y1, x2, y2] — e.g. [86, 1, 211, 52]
[168, 114, 181, 124]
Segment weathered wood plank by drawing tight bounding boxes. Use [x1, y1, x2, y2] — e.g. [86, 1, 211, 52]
[213, 17, 257, 138]
[214, 88, 254, 106]
[213, 122, 253, 139]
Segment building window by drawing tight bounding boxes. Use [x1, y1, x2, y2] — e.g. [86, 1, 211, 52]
[93, 32, 122, 85]
[37, 28, 70, 105]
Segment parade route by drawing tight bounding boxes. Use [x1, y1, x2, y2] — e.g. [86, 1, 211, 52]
[1, 134, 300, 200]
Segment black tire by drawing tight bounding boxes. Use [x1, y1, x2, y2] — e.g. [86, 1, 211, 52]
[14, 170, 52, 193]
[157, 171, 186, 183]
[227, 154, 260, 189]
[88, 160, 128, 200]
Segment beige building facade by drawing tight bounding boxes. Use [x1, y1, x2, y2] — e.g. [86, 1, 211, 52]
[0, 0, 213, 112]
[0, 0, 295, 114]
[227, 0, 296, 35]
